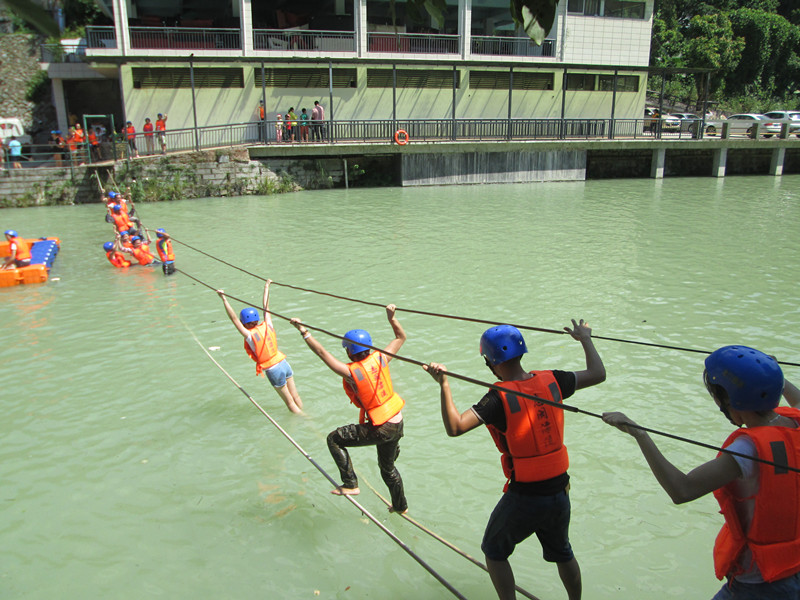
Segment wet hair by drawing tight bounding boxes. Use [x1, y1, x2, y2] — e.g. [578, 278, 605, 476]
[348, 349, 371, 362]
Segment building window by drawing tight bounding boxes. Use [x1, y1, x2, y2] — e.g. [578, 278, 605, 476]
[367, 69, 459, 88]
[565, 73, 596, 91]
[469, 70, 554, 91]
[253, 68, 357, 88]
[567, 0, 645, 18]
[598, 74, 639, 92]
[132, 67, 243, 89]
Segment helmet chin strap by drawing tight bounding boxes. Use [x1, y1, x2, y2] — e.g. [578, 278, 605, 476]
[717, 399, 741, 427]
[484, 357, 499, 380]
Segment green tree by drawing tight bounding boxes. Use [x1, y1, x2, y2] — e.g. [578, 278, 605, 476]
[684, 13, 745, 98]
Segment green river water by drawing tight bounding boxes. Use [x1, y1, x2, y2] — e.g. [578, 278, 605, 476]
[2, 176, 799, 599]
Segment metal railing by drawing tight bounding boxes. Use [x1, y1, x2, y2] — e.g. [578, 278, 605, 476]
[253, 29, 356, 52]
[128, 27, 241, 50]
[86, 26, 117, 49]
[471, 36, 555, 57]
[40, 43, 86, 63]
[366, 32, 459, 54]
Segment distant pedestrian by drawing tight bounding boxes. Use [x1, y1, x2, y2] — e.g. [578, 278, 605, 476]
[7, 137, 22, 169]
[49, 130, 66, 167]
[275, 114, 284, 143]
[125, 121, 139, 157]
[257, 100, 266, 142]
[156, 114, 168, 154]
[287, 107, 298, 142]
[284, 113, 293, 143]
[299, 108, 310, 143]
[312, 100, 325, 142]
[143, 117, 155, 155]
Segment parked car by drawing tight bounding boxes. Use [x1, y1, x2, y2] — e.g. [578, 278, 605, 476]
[644, 107, 680, 133]
[695, 113, 781, 137]
[671, 112, 701, 132]
[763, 110, 800, 137]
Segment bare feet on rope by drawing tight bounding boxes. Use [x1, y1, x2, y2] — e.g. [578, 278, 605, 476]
[388, 506, 408, 515]
[331, 486, 360, 496]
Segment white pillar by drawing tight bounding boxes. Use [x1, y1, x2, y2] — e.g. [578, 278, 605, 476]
[51, 78, 69, 134]
[770, 147, 785, 176]
[712, 148, 727, 178]
[240, 0, 252, 56]
[113, 0, 130, 55]
[355, 0, 367, 57]
[650, 147, 665, 178]
[459, 0, 471, 60]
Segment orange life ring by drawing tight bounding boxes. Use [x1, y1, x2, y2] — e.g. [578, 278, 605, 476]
[394, 129, 409, 145]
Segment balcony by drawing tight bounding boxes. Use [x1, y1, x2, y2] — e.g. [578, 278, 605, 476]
[253, 29, 355, 52]
[129, 27, 241, 50]
[86, 26, 117, 49]
[471, 36, 555, 58]
[367, 32, 459, 54]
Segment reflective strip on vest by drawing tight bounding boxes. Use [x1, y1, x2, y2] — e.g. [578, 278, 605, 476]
[344, 352, 404, 426]
[244, 321, 286, 375]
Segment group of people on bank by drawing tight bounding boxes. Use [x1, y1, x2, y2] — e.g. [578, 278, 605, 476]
[217, 282, 800, 600]
[259, 100, 325, 143]
[102, 188, 175, 275]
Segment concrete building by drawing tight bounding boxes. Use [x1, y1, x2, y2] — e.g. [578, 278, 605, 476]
[44, 0, 654, 136]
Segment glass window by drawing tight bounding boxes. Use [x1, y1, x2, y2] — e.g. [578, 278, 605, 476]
[598, 74, 639, 92]
[604, 0, 646, 18]
[565, 73, 595, 91]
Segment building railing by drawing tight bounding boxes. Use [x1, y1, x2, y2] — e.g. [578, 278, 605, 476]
[253, 29, 356, 52]
[40, 43, 87, 63]
[128, 27, 241, 50]
[86, 26, 117, 49]
[6, 118, 794, 175]
[366, 32, 459, 54]
[471, 36, 555, 57]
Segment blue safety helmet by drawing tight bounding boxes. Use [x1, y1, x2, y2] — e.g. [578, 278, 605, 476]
[480, 324, 528, 366]
[108, 191, 117, 199]
[131, 236, 141, 242]
[103, 241, 114, 251]
[156, 228, 166, 238]
[342, 329, 372, 355]
[704, 345, 784, 411]
[239, 307, 260, 325]
[4, 230, 17, 237]
[112, 204, 121, 212]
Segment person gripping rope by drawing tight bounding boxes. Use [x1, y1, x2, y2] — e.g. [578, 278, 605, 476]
[154, 228, 175, 275]
[424, 320, 606, 600]
[289, 304, 409, 514]
[103, 240, 131, 268]
[603, 346, 800, 599]
[218, 280, 304, 414]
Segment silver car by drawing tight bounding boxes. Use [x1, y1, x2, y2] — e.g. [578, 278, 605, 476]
[763, 111, 800, 137]
[721, 113, 782, 137]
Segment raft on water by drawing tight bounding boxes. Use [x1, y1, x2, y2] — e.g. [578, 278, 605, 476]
[0, 237, 61, 287]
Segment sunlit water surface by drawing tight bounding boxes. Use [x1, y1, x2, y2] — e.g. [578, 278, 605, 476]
[2, 176, 799, 599]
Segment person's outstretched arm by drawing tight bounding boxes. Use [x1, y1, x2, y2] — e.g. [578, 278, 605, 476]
[424, 363, 481, 437]
[217, 290, 250, 338]
[290, 318, 350, 378]
[564, 318, 606, 390]
[382, 304, 406, 360]
[603, 411, 740, 504]
[783, 379, 800, 407]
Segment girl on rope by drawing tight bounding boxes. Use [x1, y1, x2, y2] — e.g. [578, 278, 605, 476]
[604, 346, 800, 599]
[289, 305, 408, 514]
[218, 281, 304, 415]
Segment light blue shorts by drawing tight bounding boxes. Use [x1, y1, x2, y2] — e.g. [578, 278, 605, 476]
[265, 359, 293, 388]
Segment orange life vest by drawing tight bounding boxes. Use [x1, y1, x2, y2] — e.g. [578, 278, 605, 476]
[156, 238, 174, 262]
[342, 352, 405, 426]
[259, 106, 265, 120]
[243, 321, 286, 375]
[126, 125, 135, 140]
[131, 244, 155, 265]
[106, 250, 130, 268]
[10, 237, 31, 261]
[486, 371, 569, 488]
[111, 211, 133, 233]
[713, 406, 800, 582]
[73, 128, 85, 143]
[88, 130, 98, 146]
[156, 118, 166, 132]
[143, 122, 154, 137]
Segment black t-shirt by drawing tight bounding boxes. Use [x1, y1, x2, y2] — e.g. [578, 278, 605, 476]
[472, 370, 576, 495]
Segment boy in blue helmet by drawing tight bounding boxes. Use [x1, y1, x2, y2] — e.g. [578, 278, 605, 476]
[217, 280, 303, 414]
[424, 319, 605, 600]
[289, 304, 408, 513]
[604, 346, 800, 599]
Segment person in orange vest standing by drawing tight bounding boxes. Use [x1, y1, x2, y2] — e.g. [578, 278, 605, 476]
[290, 304, 408, 513]
[109, 203, 134, 235]
[604, 346, 800, 599]
[142, 117, 155, 155]
[155, 113, 168, 154]
[87, 127, 100, 162]
[153, 228, 175, 275]
[218, 280, 304, 414]
[424, 320, 606, 600]
[72, 123, 86, 164]
[125, 121, 139, 158]
[2, 230, 32, 269]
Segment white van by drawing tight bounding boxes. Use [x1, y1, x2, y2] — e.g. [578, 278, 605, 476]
[0, 118, 32, 145]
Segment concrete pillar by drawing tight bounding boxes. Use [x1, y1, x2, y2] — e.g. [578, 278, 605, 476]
[51, 78, 69, 134]
[770, 147, 785, 176]
[355, 0, 367, 57]
[650, 148, 665, 179]
[113, 0, 130, 55]
[459, 0, 471, 60]
[239, 0, 252, 56]
[712, 148, 727, 178]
